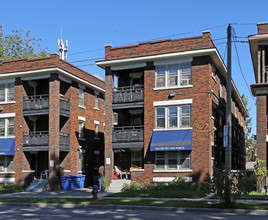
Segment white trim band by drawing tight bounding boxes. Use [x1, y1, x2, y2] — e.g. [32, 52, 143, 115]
[153, 99, 193, 107]
[0, 113, 15, 118]
[78, 116, 86, 121]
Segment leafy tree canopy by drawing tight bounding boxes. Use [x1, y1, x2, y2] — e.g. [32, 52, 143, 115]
[241, 94, 256, 160]
[0, 25, 48, 61]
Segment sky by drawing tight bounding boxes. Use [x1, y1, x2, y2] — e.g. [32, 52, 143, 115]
[1, 0, 268, 135]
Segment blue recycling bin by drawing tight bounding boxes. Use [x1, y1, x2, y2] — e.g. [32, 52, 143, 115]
[73, 174, 86, 189]
[61, 175, 71, 190]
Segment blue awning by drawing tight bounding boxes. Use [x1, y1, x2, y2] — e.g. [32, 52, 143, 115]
[150, 130, 192, 151]
[0, 138, 15, 155]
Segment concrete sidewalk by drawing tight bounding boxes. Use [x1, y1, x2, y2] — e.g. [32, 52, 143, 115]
[0, 188, 267, 204]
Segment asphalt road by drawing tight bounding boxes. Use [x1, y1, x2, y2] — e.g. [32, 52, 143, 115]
[0, 205, 267, 220]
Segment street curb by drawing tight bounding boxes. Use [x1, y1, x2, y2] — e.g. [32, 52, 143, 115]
[0, 202, 268, 214]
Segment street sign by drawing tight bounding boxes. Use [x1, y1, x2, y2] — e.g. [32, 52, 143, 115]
[223, 125, 228, 148]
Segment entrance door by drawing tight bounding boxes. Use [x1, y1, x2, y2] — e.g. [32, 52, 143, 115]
[26, 151, 48, 179]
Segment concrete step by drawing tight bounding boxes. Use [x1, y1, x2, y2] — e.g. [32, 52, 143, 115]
[26, 179, 48, 192]
[106, 179, 131, 193]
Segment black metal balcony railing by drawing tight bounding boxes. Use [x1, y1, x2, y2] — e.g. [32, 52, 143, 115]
[23, 95, 49, 111]
[23, 131, 49, 146]
[23, 131, 70, 150]
[112, 126, 144, 143]
[113, 86, 144, 103]
[23, 94, 70, 116]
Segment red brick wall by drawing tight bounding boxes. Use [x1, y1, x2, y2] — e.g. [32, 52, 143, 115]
[104, 67, 114, 183]
[0, 54, 105, 90]
[105, 34, 214, 60]
[256, 95, 267, 164]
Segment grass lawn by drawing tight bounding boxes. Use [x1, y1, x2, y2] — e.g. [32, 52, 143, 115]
[106, 190, 209, 198]
[211, 191, 268, 199]
[0, 197, 267, 210]
[0, 184, 24, 194]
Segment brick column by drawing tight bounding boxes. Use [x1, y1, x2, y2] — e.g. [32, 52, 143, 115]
[49, 73, 60, 180]
[143, 62, 155, 182]
[105, 67, 114, 183]
[256, 95, 267, 167]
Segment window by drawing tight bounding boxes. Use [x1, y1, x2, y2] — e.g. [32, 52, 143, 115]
[113, 112, 118, 125]
[0, 118, 14, 137]
[94, 93, 99, 109]
[155, 105, 191, 129]
[0, 156, 14, 172]
[156, 62, 191, 88]
[211, 66, 217, 81]
[78, 151, 84, 172]
[0, 83, 14, 103]
[78, 120, 84, 138]
[156, 107, 165, 128]
[95, 124, 99, 138]
[155, 151, 191, 170]
[219, 84, 223, 98]
[78, 88, 84, 106]
[131, 150, 142, 167]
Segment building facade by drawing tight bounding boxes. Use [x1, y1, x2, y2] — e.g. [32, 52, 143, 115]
[97, 31, 248, 184]
[250, 22, 268, 170]
[0, 54, 105, 186]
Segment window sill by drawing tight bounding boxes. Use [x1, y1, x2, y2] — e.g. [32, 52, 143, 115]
[153, 169, 192, 173]
[78, 137, 86, 141]
[94, 107, 100, 111]
[130, 169, 144, 172]
[153, 85, 193, 91]
[153, 127, 192, 131]
[0, 101, 15, 105]
[78, 105, 86, 109]
[212, 76, 217, 83]
[0, 171, 15, 174]
[0, 136, 15, 139]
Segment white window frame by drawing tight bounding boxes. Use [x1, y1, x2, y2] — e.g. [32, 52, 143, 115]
[94, 91, 99, 110]
[0, 114, 15, 138]
[94, 120, 100, 139]
[78, 88, 85, 107]
[155, 62, 192, 89]
[211, 66, 217, 82]
[0, 81, 15, 104]
[155, 105, 191, 130]
[155, 151, 191, 171]
[0, 155, 14, 173]
[78, 117, 85, 139]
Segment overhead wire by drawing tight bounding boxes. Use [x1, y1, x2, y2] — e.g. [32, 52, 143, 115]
[232, 27, 255, 100]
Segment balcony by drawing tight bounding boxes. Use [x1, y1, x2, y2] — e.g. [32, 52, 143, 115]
[113, 126, 144, 143]
[113, 86, 144, 104]
[23, 94, 70, 117]
[23, 131, 70, 152]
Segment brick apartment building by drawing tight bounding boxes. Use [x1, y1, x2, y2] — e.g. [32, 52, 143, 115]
[0, 54, 105, 186]
[97, 31, 248, 184]
[250, 22, 268, 170]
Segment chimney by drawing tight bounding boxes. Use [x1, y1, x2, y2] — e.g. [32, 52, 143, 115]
[202, 30, 211, 37]
[257, 22, 268, 35]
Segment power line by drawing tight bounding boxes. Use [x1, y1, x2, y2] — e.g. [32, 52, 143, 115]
[68, 40, 227, 64]
[232, 30, 255, 100]
[68, 24, 228, 56]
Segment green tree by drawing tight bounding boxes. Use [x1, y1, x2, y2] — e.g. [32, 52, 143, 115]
[241, 94, 256, 160]
[0, 25, 47, 61]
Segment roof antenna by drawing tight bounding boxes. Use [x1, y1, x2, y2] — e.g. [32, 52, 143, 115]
[58, 25, 68, 60]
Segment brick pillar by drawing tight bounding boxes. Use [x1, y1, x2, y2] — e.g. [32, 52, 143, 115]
[256, 95, 267, 167]
[14, 78, 26, 183]
[49, 74, 60, 181]
[105, 67, 114, 183]
[143, 62, 155, 182]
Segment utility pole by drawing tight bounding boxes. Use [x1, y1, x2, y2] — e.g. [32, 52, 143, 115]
[225, 23, 232, 205]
